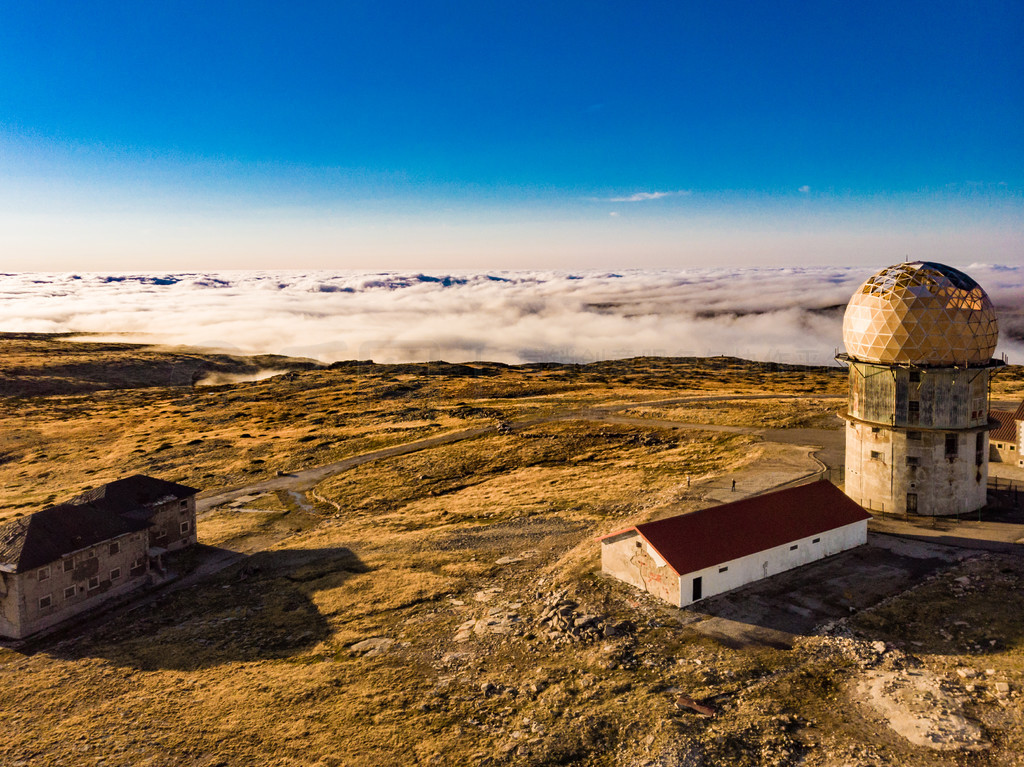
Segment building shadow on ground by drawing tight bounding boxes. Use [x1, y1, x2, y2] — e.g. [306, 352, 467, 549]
[35, 546, 367, 670]
[671, 536, 965, 650]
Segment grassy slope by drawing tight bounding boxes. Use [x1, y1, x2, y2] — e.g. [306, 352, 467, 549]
[0, 335, 1021, 767]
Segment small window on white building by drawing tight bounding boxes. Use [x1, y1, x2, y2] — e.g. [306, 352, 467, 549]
[718, 566, 728, 573]
[789, 545, 798, 551]
[812, 537, 821, 543]
[38, 595, 52, 609]
[63, 558, 74, 573]
[88, 576, 100, 590]
[871, 427, 880, 434]
[38, 566, 50, 581]
[64, 586, 76, 599]
[109, 541, 120, 556]
[180, 521, 191, 534]
[870, 450, 883, 461]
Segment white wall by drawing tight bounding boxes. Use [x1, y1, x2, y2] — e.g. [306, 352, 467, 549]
[675, 519, 867, 607]
[602, 520, 867, 609]
[601, 531, 680, 606]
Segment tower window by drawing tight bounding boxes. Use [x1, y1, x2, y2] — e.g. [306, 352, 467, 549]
[906, 456, 919, 467]
[907, 431, 921, 440]
[945, 434, 958, 457]
[908, 401, 920, 424]
[976, 433, 984, 466]
[909, 371, 921, 383]
[870, 450, 883, 461]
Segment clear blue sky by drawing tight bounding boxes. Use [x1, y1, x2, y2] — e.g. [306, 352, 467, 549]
[1, 1, 1021, 270]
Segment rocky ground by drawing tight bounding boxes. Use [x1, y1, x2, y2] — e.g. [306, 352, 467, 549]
[0, 336, 1022, 766]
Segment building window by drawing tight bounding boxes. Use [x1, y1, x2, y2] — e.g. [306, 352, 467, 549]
[907, 493, 918, 513]
[906, 456, 920, 467]
[63, 558, 74, 572]
[180, 499, 189, 510]
[1012, 445, 1017, 451]
[109, 541, 120, 556]
[180, 521, 191, 534]
[907, 431, 921, 441]
[945, 434, 958, 458]
[38, 566, 50, 581]
[812, 537, 821, 543]
[871, 427, 880, 434]
[88, 576, 100, 590]
[908, 401, 920, 424]
[64, 586, 76, 599]
[38, 595, 52, 609]
[976, 433, 985, 466]
[870, 450, 883, 461]
[790, 544, 798, 551]
[110, 568, 121, 580]
[718, 566, 728, 573]
[909, 370, 921, 383]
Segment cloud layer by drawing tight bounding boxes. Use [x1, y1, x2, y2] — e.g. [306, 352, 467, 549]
[1, 267, 1021, 366]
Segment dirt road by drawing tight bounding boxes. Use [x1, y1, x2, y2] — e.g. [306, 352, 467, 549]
[199, 393, 844, 514]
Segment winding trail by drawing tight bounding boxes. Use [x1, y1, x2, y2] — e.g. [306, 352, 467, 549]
[198, 393, 844, 514]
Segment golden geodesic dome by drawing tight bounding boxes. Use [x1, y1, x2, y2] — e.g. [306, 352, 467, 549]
[842, 262, 998, 365]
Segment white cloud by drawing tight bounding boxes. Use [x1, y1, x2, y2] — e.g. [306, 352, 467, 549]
[798, 185, 811, 193]
[602, 190, 690, 202]
[609, 211, 619, 217]
[0, 267, 1020, 366]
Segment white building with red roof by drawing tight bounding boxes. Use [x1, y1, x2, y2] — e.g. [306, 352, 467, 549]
[989, 401, 1023, 467]
[599, 481, 871, 608]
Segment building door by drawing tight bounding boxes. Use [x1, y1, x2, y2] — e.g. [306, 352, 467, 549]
[692, 577, 702, 601]
[907, 493, 918, 514]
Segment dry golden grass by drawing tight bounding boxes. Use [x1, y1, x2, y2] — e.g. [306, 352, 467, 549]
[5, 335, 1021, 766]
[624, 397, 846, 429]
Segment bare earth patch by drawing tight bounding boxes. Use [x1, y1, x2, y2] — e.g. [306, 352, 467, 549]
[858, 668, 988, 750]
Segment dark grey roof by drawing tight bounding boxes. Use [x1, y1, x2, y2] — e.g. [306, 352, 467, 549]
[0, 475, 199, 573]
[0, 504, 150, 573]
[68, 475, 199, 520]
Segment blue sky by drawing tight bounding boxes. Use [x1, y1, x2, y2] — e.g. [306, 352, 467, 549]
[1, 1, 1021, 270]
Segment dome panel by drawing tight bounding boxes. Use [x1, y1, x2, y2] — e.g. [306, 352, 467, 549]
[842, 262, 998, 365]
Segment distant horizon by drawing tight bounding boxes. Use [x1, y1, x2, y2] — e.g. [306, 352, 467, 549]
[3, 266, 1021, 367]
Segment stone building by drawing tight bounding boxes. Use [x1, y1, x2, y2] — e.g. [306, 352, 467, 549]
[838, 262, 1003, 516]
[989, 402, 1023, 466]
[0, 475, 198, 640]
[600, 481, 870, 608]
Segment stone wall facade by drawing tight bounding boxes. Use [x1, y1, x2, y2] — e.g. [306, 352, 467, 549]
[0, 530, 150, 639]
[843, 361, 993, 517]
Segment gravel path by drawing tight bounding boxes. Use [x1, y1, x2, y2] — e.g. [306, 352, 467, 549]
[197, 393, 843, 514]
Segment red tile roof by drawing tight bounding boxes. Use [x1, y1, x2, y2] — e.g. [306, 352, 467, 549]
[601, 480, 870, 576]
[990, 403, 1023, 443]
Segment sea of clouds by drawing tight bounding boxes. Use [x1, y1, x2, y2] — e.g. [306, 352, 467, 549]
[1, 266, 1021, 366]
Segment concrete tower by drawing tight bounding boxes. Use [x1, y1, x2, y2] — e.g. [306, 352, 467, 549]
[838, 262, 1002, 516]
